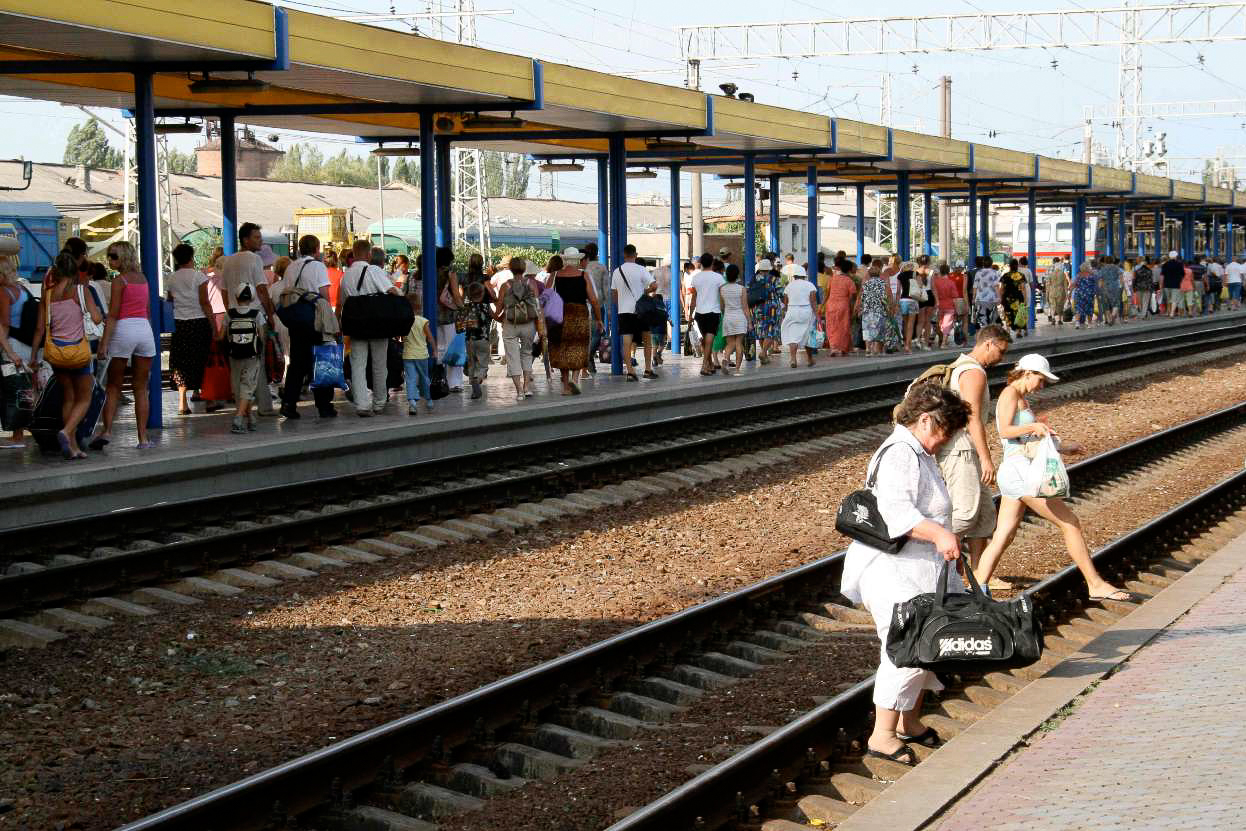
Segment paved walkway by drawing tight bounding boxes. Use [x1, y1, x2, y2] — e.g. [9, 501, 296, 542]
[937, 557, 1246, 831]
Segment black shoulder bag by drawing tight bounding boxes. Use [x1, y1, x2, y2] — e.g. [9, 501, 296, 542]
[341, 265, 415, 340]
[886, 560, 1044, 674]
[835, 443, 914, 554]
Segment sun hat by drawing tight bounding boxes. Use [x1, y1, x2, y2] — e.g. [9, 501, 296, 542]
[791, 264, 807, 277]
[718, 246, 731, 257]
[756, 259, 773, 271]
[1016, 353, 1059, 382]
[562, 246, 582, 261]
[259, 244, 276, 268]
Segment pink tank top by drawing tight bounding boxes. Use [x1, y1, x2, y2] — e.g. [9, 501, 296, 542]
[49, 296, 85, 342]
[118, 280, 149, 320]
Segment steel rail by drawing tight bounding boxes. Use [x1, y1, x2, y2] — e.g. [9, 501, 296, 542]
[4, 325, 1239, 618]
[114, 399, 1246, 831]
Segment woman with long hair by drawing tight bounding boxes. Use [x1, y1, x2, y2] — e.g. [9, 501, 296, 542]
[433, 247, 465, 392]
[545, 254, 602, 395]
[823, 259, 858, 356]
[92, 241, 157, 449]
[30, 252, 104, 458]
[973, 354, 1129, 602]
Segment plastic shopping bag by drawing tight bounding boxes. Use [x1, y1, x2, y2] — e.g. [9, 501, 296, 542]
[1025, 436, 1070, 498]
[443, 331, 468, 367]
[806, 323, 825, 349]
[711, 318, 727, 353]
[311, 342, 348, 390]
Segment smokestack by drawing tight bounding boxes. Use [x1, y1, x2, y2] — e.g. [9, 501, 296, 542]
[75, 164, 92, 193]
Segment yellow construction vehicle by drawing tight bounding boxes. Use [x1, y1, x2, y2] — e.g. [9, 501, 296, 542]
[293, 207, 358, 256]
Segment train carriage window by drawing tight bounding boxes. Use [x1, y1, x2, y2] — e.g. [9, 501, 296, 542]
[1016, 224, 1052, 244]
[1055, 222, 1073, 242]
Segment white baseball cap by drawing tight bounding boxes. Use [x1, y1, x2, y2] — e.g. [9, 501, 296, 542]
[1168, 250, 1179, 258]
[1016, 353, 1059, 382]
[791, 264, 807, 277]
[718, 246, 731, 257]
[756, 259, 773, 271]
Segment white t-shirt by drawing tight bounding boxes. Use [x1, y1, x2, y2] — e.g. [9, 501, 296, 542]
[489, 268, 513, 296]
[1207, 261, 1226, 281]
[611, 262, 653, 315]
[784, 278, 817, 307]
[284, 257, 330, 294]
[339, 262, 394, 299]
[651, 264, 671, 297]
[220, 250, 266, 311]
[1226, 261, 1246, 285]
[691, 269, 725, 314]
[167, 266, 207, 320]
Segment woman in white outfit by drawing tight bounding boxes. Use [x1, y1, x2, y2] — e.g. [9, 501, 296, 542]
[717, 265, 751, 375]
[780, 271, 818, 368]
[973, 353, 1130, 602]
[840, 381, 972, 765]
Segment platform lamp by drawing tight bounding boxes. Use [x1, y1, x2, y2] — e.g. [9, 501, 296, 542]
[153, 120, 202, 135]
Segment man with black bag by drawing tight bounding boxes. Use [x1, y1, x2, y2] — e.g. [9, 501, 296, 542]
[279, 235, 336, 420]
[611, 244, 658, 381]
[337, 241, 404, 416]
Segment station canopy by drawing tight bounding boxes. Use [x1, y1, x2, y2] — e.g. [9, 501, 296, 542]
[0, 0, 1239, 213]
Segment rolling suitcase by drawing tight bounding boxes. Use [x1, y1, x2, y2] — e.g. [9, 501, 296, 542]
[31, 367, 106, 454]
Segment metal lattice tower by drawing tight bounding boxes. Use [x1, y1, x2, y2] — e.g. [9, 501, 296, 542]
[446, 0, 490, 258]
[678, 3, 1246, 173]
[874, 73, 895, 250]
[122, 119, 176, 276]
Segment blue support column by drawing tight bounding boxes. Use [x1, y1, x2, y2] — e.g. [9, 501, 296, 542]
[1154, 209, 1163, 260]
[220, 114, 237, 255]
[1229, 214, 1235, 260]
[1105, 209, 1115, 257]
[1119, 208, 1128, 261]
[968, 182, 978, 268]
[419, 113, 438, 331]
[669, 164, 681, 355]
[979, 195, 990, 258]
[768, 174, 780, 255]
[896, 172, 911, 260]
[596, 157, 608, 265]
[608, 135, 626, 375]
[1182, 211, 1194, 259]
[1027, 188, 1038, 331]
[806, 164, 818, 274]
[434, 137, 452, 248]
[1072, 197, 1087, 277]
[743, 154, 756, 284]
[855, 184, 866, 263]
[1212, 214, 1221, 258]
[133, 71, 162, 429]
[922, 191, 934, 257]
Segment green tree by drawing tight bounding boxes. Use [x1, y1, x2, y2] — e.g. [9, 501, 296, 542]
[167, 147, 197, 174]
[63, 118, 123, 169]
[480, 151, 531, 198]
[269, 143, 326, 183]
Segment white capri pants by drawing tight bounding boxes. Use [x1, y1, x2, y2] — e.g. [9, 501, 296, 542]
[349, 337, 389, 412]
[856, 558, 957, 711]
[437, 322, 464, 390]
[501, 320, 535, 378]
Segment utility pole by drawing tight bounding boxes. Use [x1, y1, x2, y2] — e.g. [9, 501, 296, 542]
[938, 75, 951, 261]
[687, 58, 704, 259]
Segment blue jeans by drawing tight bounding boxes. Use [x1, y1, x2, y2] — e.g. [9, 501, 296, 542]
[403, 358, 430, 403]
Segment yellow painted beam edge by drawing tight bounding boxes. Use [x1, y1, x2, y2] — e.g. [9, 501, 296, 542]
[0, 0, 274, 59]
[542, 62, 705, 130]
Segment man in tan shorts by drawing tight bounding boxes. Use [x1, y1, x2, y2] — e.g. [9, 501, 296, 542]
[937, 324, 1012, 580]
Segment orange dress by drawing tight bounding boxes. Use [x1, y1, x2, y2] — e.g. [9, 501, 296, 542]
[823, 273, 857, 353]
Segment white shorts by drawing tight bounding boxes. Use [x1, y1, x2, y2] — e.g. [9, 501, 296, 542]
[107, 316, 157, 362]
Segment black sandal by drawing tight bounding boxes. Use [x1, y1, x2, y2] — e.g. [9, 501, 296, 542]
[642, 370, 658, 379]
[866, 743, 918, 766]
[626, 373, 639, 382]
[897, 727, 941, 747]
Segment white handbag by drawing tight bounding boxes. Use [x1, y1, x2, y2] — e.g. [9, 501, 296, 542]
[78, 285, 104, 340]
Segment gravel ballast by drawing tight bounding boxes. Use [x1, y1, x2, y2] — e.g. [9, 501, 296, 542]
[3, 354, 1246, 830]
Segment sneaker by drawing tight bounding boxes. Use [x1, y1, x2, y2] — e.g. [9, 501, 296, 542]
[247, 411, 258, 431]
[357, 409, 373, 418]
[319, 407, 338, 418]
[230, 417, 246, 434]
[408, 402, 418, 415]
[471, 381, 483, 399]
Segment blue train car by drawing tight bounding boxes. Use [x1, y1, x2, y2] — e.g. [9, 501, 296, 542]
[0, 202, 61, 279]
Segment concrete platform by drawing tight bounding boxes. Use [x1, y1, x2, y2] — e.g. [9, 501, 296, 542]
[834, 527, 1246, 831]
[0, 310, 1241, 529]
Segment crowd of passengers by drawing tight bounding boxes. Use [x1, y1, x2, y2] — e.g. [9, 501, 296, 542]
[0, 223, 1240, 458]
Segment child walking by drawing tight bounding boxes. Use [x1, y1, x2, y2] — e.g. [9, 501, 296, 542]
[402, 295, 436, 415]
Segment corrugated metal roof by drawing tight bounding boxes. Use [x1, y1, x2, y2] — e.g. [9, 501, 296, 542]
[0, 200, 60, 218]
[0, 160, 684, 237]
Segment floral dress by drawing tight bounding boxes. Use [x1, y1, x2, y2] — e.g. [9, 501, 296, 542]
[1072, 270, 1098, 320]
[859, 276, 889, 343]
[754, 271, 783, 340]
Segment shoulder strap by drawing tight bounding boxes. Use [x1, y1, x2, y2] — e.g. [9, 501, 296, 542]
[865, 441, 918, 489]
[614, 266, 632, 295]
[292, 258, 309, 291]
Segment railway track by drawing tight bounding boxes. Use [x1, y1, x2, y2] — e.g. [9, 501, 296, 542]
[3, 325, 1242, 623]
[113, 400, 1246, 831]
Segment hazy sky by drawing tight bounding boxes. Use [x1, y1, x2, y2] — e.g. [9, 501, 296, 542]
[2, 0, 1243, 200]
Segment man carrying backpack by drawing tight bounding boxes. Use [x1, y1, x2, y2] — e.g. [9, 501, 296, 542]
[497, 256, 540, 400]
[926, 324, 1012, 580]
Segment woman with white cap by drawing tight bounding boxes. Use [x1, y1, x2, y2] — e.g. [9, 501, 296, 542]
[973, 353, 1130, 602]
[780, 265, 819, 368]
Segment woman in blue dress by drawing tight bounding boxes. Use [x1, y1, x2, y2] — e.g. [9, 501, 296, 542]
[1070, 262, 1098, 328]
[753, 262, 783, 363]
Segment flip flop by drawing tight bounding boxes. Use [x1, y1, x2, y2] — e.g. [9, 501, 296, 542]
[56, 431, 72, 460]
[897, 727, 941, 747]
[865, 744, 918, 767]
[88, 434, 110, 450]
[1089, 589, 1133, 603]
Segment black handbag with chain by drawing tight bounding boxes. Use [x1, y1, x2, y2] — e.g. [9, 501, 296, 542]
[886, 561, 1044, 674]
[835, 443, 914, 554]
